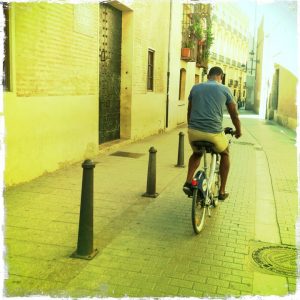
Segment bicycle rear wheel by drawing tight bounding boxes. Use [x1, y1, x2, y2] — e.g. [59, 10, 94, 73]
[191, 189, 206, 234]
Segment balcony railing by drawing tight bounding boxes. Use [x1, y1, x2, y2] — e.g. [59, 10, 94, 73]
[196, 43, 208, 68]
[226, 57, 231, 64]
[219, 55, 224, 62]
[231, 60, 237, 67]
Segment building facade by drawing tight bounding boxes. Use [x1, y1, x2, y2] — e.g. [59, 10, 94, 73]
[2, 0, 251, 186]
[177, 1, 249, 120]
[2, 1, 179, 186]
[209, 2, 249, 103]
[253, 2, 297, 129]
[3, 2, 100, 186]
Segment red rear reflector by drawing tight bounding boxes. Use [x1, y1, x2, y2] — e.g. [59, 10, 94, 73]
[191, 179, 197, 186]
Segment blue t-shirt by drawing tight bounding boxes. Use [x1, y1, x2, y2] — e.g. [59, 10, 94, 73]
[188, 80, 234, 133]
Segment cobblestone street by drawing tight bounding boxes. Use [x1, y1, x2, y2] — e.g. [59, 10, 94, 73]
[3, 111, 298, 298]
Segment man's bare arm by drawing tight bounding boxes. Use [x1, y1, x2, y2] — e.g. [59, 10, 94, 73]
[226, 102, 241, 138]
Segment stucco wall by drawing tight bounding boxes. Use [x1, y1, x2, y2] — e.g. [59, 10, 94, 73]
[128, 0, 170, 140]
[254, 19, 264, 114]
[167, 0, 185, 130]
[275, 65, 297, 129]
[4, 3, 99, 186]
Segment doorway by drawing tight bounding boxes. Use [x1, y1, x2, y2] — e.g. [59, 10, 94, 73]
[99, 3, 122, 144]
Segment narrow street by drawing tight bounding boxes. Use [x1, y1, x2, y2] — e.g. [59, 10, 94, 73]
[4, 111, 298, 298]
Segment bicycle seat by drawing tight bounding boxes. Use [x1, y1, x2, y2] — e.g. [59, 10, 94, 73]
[191, 141, 217, 153]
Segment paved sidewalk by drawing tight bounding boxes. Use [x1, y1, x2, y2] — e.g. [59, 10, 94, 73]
[3, 111, 298, 298]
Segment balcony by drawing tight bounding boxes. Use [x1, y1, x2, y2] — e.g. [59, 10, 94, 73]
[181, 3, 213, 66]
[219, 55, 224, 62]
[226, 57, 231, 65]
[231, 60, 237, 67]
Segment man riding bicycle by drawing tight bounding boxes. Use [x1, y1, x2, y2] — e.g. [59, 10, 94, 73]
[183, 66, 242, 200]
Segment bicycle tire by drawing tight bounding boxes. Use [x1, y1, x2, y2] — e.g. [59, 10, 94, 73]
[191, 189, 206, 234]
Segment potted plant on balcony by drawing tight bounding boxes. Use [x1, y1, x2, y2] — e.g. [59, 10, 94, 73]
[181, 41, 193, 59]
[181, 29, 194, 59]
[189, 15, 204, 45]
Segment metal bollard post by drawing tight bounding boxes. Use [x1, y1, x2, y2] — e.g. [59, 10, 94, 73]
[71, 159, 98, 260]
[175, 132, 185, 168]
[142, 146, 159, 198]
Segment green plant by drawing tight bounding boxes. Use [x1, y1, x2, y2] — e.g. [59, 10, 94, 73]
[189, 14, 203, 41]
[183, 40, 194, 48]
[204, 26, 214, 48]
[194, 23, 203, 40]
[182, 28, 194, 49]
[202, 18, 214, 60]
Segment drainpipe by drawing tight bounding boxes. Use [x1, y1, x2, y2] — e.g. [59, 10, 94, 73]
[165, 0, 173, 129]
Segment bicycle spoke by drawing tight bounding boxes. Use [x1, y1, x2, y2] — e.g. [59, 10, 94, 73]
[191, 189, 206, 234]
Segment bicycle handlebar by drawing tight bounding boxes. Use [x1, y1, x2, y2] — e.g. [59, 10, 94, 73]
[224, 127, 235, 136]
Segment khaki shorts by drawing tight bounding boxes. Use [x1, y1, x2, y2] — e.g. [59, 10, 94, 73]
[188, 128, 228, 153]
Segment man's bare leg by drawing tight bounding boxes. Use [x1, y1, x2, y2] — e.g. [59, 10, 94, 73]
[186, 152, 202, 183]
[219, 147, 230, 197]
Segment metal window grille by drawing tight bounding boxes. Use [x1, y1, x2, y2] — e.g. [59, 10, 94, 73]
[147, 49, 154, 91]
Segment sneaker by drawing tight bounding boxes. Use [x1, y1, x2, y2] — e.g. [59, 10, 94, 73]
[183, 182, 193, 196]
[218, 192, 229, 200]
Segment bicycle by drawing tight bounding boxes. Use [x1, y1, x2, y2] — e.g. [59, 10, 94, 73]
[189, 127, 234, 234]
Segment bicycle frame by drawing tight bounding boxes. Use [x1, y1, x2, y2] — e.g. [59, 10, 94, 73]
[202, 150, 219, 216]
[203, 150, 218, 191]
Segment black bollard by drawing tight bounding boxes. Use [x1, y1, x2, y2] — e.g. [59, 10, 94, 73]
[71, 159, 98, 260]
[142, 146, 159, 198]
[175, 132, 185, 168]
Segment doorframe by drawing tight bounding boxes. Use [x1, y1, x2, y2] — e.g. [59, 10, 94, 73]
[119, 6, 133, 140]
[99, 2, 133, 141]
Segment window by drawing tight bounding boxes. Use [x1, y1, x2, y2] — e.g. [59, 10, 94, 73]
[222, 73, 226, 85]
[195, 74, 200, 84]
[147, 49, 154, 91]
[179, 68, 186, 100]
[2, 2, 10, 91]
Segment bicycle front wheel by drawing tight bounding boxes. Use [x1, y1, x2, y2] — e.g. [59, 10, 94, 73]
[191, 189, 206, 234]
